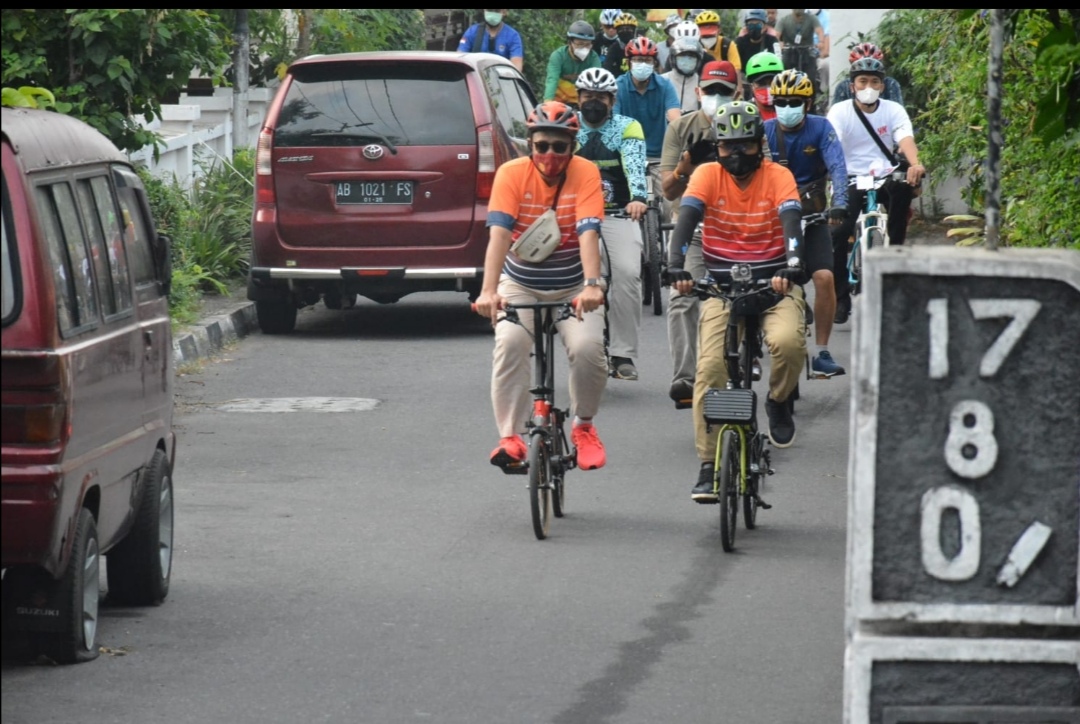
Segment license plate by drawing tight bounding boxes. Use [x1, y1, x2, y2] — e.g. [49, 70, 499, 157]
[336, 181, 413, 205]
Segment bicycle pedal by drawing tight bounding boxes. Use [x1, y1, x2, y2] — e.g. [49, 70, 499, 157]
[491, 452, 528, 475]
[674, 398, 693, 410]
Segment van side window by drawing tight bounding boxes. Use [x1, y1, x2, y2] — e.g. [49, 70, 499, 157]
[78, 177, 132, 316]
[111, 166, 155, 287]
[2, 172, 20, 325]
[36, 184, 98, 332]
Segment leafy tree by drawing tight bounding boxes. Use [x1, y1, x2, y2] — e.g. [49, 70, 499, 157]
[1, 10, 230, 153]
[875, 8, 1079, 248]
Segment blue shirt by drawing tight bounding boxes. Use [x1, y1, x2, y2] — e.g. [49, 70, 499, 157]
[457, 23, 524, 62]
[612, 72, 680, 158]
[763, 114, 848, 209]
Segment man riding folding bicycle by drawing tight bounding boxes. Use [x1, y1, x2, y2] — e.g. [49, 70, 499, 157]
[666, 100, 808, 503]
[474, 101, 609, 474]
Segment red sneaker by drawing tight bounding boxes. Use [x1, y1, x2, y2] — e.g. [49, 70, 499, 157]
[571, 423, 606, 470]
[490, 435, 527, 474]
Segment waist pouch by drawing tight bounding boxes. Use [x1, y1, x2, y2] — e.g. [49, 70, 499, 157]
[510, 209, 563, 263]
[798, 177, 829, 214]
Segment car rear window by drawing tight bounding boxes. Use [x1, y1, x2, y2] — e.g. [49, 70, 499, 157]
[275, 62, 476, 148]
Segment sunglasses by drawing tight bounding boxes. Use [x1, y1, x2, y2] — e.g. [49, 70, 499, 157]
[772, 98, 805, 108]
[701, 86, 735, 96]
[532, 140, 572, 154]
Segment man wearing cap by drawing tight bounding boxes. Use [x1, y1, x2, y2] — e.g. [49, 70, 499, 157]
[657, 60, 742, 406]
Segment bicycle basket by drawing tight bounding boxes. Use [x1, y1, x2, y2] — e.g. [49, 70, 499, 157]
[703, 388, 757, 425]
[730, 290, 781, 317]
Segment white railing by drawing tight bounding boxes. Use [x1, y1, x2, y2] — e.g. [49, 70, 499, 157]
[129, 86, 271, 187]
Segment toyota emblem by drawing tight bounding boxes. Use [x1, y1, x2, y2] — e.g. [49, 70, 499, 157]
[362, 144, 385, 160]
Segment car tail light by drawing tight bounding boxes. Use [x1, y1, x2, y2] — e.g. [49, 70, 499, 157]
[477, 125, 495, 201]
[0, 403, 67, 444]
[255, 128, 275, 205]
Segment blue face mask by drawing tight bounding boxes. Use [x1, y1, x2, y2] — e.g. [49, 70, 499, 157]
[675, 56, 699, 76]
[775, 104, 806, 127]
[630, 63, 654, 81]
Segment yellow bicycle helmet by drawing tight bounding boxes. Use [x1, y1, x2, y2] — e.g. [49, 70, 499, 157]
[613, 12, 638, 29]
[770, 69, 814, 98]
[694, 10, 721, 26]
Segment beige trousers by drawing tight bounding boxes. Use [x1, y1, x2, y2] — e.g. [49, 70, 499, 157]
[692, 287, 806, 462]
[492, 276, 608, 437]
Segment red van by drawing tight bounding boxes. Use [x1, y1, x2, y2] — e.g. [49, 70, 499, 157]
[248, 51, 538, 333]
[1, 108, 175, 663]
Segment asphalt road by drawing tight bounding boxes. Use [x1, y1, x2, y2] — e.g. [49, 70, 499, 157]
[2, 289, 855, 724]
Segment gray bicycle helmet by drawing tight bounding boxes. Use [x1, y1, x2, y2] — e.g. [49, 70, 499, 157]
[745, 8, 768, 24]
[576, 67, 618, 94]
[670, 36, 704, 61]
[663, 13, 683, 32]
[850, 57, 886, 78]
[567, 20, 595, 41]
[713, 101, 764, 141]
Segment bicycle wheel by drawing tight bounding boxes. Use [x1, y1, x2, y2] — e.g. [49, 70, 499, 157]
[528, 437, 552, 540]
[718, 429, 740, 552]
[850, 237, 863, 296]
[867, 226, 886, 252]
[644, 207, 663, 316]
[551, 413, 568, 518]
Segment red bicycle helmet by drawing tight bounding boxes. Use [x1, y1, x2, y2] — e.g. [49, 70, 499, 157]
[526, 101, 581, 135]
[625, 36, 659, 58]
[849, 42, 884, 64]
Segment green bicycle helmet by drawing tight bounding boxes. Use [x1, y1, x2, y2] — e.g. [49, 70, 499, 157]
[745, 51, 783, 81]
[713, 100, 764, 141]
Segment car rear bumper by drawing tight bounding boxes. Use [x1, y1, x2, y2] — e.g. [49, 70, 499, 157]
[1, 465, 62, 570]
[250, 266, 481, 281]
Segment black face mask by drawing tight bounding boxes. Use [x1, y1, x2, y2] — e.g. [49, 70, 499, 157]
[580, 99, 609, 125]
[618, 30, 635, 43]
[749, 27, 763, 40]
[718, 151, 762, 178]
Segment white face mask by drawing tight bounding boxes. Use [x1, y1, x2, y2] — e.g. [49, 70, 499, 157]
[675, 56, 699, 75]
[855, 87, 881, 105]
[699, 93, 733, 120]
[701, 36, 717, 50]
[573, 46, 591, 61]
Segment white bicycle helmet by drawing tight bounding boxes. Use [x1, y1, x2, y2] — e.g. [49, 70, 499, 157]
[576, 67, 618, 95]
[671, 21, 701, 41]
[599, 8, 622, 26]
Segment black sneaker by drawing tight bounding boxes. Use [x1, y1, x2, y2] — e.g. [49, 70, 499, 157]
[765, 395, 796, 448]
[833, 295, 851, 325]
[669, 379, 694, 403]
[610, 356, 638, 381]
[691, 462, 718, 503]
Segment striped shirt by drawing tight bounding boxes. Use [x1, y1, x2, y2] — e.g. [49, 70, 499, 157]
[487, 156, 604, 290]
[681, 159, 800, 280]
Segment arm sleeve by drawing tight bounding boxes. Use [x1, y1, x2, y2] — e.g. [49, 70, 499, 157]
[668, 202, 703, 271]
[779, 205, 804, 267]
[574, 161, 605, 234]
[820, 120, 849, 208]
[621, 121, 649, 202]
[457, 25, 477, 52]
[544, 50, 561, 101]
[508, 29, 524, 60]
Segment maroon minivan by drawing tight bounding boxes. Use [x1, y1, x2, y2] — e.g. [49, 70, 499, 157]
[248, 51, 537, 333]
[1, 108, 175, 663]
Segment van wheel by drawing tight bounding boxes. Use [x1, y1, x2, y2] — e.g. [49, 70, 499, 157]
[40, 509, 100, 664]
[256, 295, 297, 334]
[107, 450, 173, 606]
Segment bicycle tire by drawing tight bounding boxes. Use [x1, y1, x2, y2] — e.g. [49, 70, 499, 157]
[718, 429, 740, 552]
[528, 437, 551, 540]
[644, 207, 663, 316]
[551, 412, 567, 518]
[867, 226, 886, 252]
[850, 236, 863, 296]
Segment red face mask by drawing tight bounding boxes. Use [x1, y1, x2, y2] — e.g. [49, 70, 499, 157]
[532, 151, 572, 179]
[753, 86, 773, 108]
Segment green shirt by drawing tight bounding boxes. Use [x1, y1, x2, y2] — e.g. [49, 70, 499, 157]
[544, 46, 602, 105]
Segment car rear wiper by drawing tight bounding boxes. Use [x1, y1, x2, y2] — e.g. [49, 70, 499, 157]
[309, 130, 398, 155]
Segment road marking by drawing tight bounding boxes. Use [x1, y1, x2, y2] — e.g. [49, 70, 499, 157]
[996, 521, 1053, 588]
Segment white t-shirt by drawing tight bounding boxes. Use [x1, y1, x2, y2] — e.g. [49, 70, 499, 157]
[661, 69, 701, 114]
[827, 98, 914, 176]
